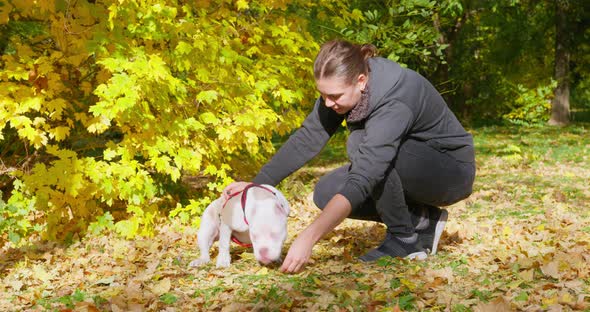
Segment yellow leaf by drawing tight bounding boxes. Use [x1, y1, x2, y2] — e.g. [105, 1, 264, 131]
[502, 226, 512, 237]
[256, 267, 268, 275]
[67, 53, 89, 67]
[559, 291, 575, 304]
[344, 289, 360, 300]
[199, 112, 219, 125]
[0, 1, 12, 24]
[400, 278, 416, 291]
[518, 269, 534, 282]
[50, 126, 71, 141]
[33, 117, 46, 126]
[33, 264, 53, 283]
[236, 0, 249, 11]
[150, 278, 171, 295]
[239, 252, 255, 260]
[372, 291, 388, 302]
[66, 173, 84, 197]
[542, 295, 558, 306]
[507, 279, 522, 289]
[312, 277, 323, 287]
[16, 43, 35, 60]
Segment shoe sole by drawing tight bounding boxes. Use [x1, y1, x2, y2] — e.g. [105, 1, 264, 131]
[406, 251, 428, 260]
[430, 209, 448, 255]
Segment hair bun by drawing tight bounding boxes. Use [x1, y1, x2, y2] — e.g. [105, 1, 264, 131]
[360, 44, 377, 60]
[314, 40, 376, 83]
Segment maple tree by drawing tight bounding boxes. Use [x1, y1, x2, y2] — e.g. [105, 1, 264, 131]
[0, 0, 318, 243]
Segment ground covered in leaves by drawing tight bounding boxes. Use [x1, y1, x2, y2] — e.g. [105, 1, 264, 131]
[1, 124, 590, 311]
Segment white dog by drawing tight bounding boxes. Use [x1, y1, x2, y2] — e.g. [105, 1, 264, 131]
[189, 184, 290, 268]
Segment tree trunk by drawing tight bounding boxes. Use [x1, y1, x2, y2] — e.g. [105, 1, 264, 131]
[549, 0, 571, 126]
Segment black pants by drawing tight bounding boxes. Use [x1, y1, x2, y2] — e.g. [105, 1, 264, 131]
[313, 139, 476, 236]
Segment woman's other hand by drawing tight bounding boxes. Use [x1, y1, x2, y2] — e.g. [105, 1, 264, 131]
[222, 181, 251, 200]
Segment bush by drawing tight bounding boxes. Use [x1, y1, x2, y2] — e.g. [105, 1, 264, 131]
[503, 80, 557, 126]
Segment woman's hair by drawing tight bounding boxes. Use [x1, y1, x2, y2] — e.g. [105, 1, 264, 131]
[313, 39, 377, 84]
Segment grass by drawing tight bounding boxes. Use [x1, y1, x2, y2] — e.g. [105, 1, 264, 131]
[1, 122, 589, 311]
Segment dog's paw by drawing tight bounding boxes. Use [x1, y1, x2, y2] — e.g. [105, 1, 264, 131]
[215, 254, 231, 268]
[188, 258, 209, 267]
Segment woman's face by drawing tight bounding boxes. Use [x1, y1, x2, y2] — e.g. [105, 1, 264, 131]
[316, 74, 367, 115]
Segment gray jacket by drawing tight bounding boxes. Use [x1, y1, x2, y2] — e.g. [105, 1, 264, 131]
[253, 57, 474, 208]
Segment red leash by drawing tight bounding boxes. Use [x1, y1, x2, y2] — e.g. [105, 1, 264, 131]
[222, 183, 276, 248]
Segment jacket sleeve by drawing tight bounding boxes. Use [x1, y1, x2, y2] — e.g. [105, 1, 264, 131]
[253, 97, 344, 186]
[338, 102, 414, 209]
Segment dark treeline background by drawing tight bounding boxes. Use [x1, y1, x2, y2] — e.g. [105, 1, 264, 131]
[302, 0, 589, 126]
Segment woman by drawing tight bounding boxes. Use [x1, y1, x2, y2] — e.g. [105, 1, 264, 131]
[224, 40, 476, 273]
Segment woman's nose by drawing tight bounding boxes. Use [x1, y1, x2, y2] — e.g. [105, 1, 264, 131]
[325, 98, 335, 108]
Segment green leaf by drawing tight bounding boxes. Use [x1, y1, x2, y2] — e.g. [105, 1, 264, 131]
[196, 90, 218, 104]
[160, 293, 178, 304]
[199, 112, 219, 125]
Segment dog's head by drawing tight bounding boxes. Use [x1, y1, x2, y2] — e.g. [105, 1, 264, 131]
[245, 186, 290, 265]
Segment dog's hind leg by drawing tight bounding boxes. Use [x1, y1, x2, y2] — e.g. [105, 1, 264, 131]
[189, 200, 221, 267]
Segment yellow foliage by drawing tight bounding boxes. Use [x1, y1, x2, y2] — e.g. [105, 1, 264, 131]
[1, 0, 319, 243]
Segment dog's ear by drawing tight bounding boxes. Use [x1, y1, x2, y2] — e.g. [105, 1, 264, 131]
[275, 202, 287, 216]
[270, 187, 290, 216]
[260, 184, 290, 216]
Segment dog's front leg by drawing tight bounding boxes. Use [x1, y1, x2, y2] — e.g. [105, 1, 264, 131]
[216, 223, 232, 268]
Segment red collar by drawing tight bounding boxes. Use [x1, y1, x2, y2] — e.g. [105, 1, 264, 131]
[223, 183, 276, 247]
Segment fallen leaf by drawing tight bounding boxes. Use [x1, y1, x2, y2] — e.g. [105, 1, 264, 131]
[149, 277, 171, 295]
[400, 278, 416, 291]
[312, 276, 323, 287]
[33, 264, 53, 283]
[425, 267, 454, 283]
[128, 303, 145, 312]
[558, 291, 575, 305]
[125, 279, 143, 300]
[239, 252, 255, 260]
[519, 269, 534, 281]
[547, 304, 564, 312]
[8, 279, 23, 291]
[94, 275, 115, 286]
[474, 296, 512, 312]
[74, 302, 101, 312]
[256, 267, 268, 275]
[542, 295, 559, 306]
[94, 276, 116, 286]
[541, 261, 560, 279]
[146, 260, 160, 274]
[344, 289, 360, 300]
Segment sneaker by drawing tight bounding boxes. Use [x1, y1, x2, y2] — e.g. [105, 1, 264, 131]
[414, 205, 448, 255]
[359, 232, 427, 262]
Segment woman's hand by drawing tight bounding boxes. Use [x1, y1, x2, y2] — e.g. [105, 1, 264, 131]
[222, 181, 251, 200]
[280, 231, 314, 274]
[280, 194, 352, 274]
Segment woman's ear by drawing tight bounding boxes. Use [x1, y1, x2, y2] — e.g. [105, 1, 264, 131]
[357, 74, 367, 91]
